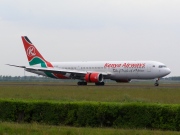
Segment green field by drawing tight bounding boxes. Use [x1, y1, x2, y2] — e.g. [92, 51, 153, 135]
[1, 82, 180, 134]
[1, 122, 180, 135]
[0, 82, 180, 104]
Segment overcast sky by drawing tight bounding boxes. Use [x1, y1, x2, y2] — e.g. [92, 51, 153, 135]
[0, 0, 180, 77]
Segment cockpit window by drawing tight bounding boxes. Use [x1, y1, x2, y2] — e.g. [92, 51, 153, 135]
[158, 65, 167, 68]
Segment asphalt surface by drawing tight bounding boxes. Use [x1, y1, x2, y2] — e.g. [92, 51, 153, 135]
[0, 82, 179, 88]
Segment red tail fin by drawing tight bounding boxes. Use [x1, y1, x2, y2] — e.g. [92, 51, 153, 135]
[21, 36, 53, 67]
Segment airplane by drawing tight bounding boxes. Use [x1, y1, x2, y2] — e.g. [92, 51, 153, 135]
[7, 36, 171, 86]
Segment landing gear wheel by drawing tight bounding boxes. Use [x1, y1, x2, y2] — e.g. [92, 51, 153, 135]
[154, 83, 159, 86]
[77, 82, 87, 85]
[154, 79, 159, 86]
[95, 82, 105, 86]
[77, 82, 81, 85]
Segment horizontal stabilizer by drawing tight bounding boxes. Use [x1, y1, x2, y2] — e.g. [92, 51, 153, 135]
[6, 64, 26, 68]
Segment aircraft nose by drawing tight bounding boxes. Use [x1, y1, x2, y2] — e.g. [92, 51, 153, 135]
[166, 68, 171, 75]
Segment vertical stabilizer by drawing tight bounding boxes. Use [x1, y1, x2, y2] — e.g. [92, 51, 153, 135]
[21, 36, 53, 67]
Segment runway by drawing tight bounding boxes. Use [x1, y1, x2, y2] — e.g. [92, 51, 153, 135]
[0, 82, 179, 88]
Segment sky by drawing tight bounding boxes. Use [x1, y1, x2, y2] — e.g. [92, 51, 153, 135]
[0, 0, 180, 77]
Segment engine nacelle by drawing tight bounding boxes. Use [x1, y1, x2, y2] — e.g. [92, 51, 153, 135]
[85, 73, 103, 83]
[115, 79, 131, 83]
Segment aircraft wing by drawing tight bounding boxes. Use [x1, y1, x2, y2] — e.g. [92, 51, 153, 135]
[6, 64, 111, 78]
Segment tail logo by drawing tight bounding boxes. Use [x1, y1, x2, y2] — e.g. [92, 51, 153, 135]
[27, 46, 36, 57]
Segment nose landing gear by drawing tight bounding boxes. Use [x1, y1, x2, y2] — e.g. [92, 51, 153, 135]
[154, 78, 159, 86]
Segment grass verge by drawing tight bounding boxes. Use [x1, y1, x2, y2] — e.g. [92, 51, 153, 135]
[0, 122, 180, 135]
[0, 82, 180, 103]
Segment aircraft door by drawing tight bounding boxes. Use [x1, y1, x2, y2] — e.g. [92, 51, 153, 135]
[147, 64, 151, 72]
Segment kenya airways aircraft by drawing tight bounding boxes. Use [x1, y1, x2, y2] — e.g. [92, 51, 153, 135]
[8, 36, 171, 86]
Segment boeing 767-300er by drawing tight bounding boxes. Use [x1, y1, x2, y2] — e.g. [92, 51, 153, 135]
[7, 36, 171, 86]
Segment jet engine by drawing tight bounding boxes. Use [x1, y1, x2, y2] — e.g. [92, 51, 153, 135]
[85, 73, 103, 83]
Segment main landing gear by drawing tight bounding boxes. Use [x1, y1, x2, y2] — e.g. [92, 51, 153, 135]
[154, 78, 159, 86]
[77, 82, 105, 86]
[77, 82, 87, 85]
[95, 82, 105, 86]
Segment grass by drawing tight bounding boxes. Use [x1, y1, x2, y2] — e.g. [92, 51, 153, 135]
[0, 82, 180, 104]
[0, 122, 180, 135]
[1, 82, 180, 134]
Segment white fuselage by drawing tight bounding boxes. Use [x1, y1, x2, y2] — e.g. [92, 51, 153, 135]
[29, 61, 171, 80]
